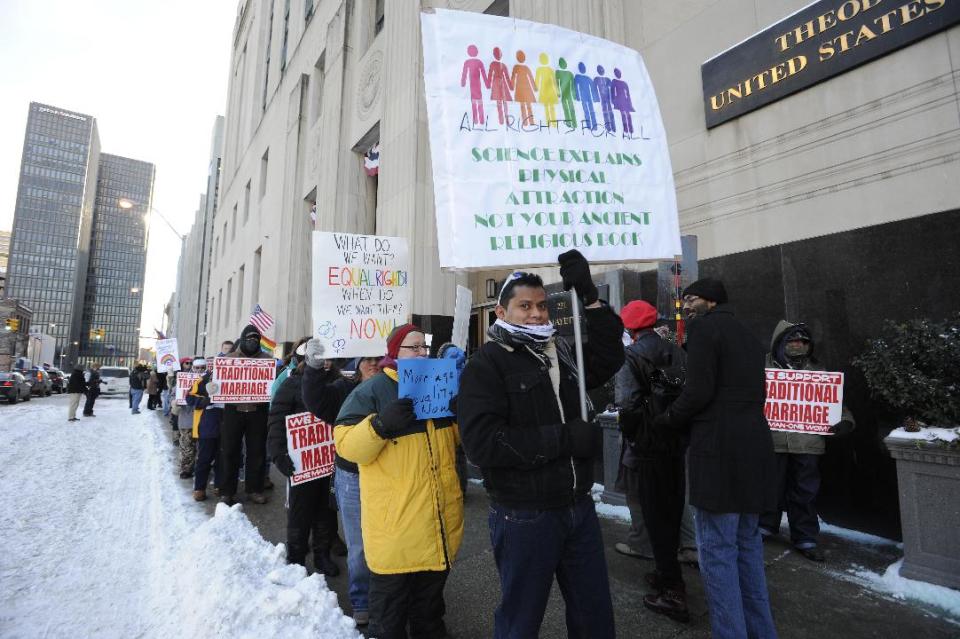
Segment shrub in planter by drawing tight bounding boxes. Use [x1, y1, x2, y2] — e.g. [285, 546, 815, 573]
[853, 313, 960, 427]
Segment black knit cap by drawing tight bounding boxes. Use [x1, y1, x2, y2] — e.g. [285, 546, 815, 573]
[683, 278, 728, 304]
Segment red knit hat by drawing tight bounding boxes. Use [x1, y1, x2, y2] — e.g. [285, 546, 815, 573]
[620, 300, 658, 330]
[385, 323, 424, 359]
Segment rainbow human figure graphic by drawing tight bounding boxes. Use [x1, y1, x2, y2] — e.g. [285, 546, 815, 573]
[510, 50, 537, 126]
[574, 62, 600, 130]
[486, 47, 513, 125]
[555, 57, 576, 127]
[594, 65, 616, 133]
[534, 53, 560, 126]
[461, 44, 489, 125]
[611, 68, 635, 134]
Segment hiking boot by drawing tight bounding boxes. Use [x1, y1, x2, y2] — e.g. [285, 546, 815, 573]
[331, 536, 348, 557]
[796, 546, 825, 562]
[248, 492, 268, 505]
[643, 587, 690, 623]
[353, 610, 369, 626]
[263, 477, 274, 490]
[219, 494, 236, 506]
[193, 490, 207, 501]
[314, 552, 340, 577]
[615, 542, 653, 559]
[644, 570, 664, 591]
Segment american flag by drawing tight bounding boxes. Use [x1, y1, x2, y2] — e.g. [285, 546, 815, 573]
[364, 143, 380, 176]
[248, 304, 275, 334]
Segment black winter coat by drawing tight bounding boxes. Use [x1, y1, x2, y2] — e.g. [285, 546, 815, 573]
[67, 369, 87, 394]
[130, 369, 145, 390]
[658, 304, 776, 514]
[267, 370, 307, 463]
[301, 366, 359, 472]
[458, 303, 625, 510]
[87, 370, 102, 397]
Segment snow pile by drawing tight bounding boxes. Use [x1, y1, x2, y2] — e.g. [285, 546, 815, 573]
[590, 483, 631, 522]
[848, 560, 960, 621]
[887, 426, 959, 444]
[168, 503, 359, 639]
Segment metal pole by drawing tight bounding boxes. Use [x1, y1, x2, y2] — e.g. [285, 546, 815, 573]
[569, 288, 589, 421]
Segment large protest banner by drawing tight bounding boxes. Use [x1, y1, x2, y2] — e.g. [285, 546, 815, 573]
[421, 9, 681, 270]
[210, 357, 275, 403]
[155, 339, 180, 373]
[398, 358, 459, 420]
[175, 372, 201, 406]
[312, 231, 410, 358]
[764, 369, 844, 435]
[285, 411, 336, 485]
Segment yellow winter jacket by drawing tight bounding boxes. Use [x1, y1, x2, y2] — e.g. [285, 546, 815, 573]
[334, 367, 464, 575]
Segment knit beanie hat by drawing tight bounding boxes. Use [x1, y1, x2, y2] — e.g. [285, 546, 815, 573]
[682, 278, 728, 304]
[385, 323, 424, 360]
[620, 300, 658, 330]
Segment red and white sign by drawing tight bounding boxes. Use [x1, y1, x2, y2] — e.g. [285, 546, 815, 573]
[285, 411, 336, 485]
[175, 373, 202, 406]
[211, 357, 276, 403]
[764, 369, 844, 435]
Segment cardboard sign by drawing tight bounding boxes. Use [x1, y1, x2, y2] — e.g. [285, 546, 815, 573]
[398, 358, 459, 420]
[451, 285, 472, 351]
[311, 231, 410, 359]
[421, 9, 681, 270]
[155, 339, 180, 373]
[175, 372, 201, 406]
[285, 411, 336, 485]
[211, 357, 276, 403]
[764, 369, 844, 435]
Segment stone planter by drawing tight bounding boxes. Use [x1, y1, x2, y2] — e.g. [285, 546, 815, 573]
[884, 434, 960, 590]
[597, 413, 625, 506]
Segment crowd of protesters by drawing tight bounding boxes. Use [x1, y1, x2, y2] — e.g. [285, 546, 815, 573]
[139, 249, 857, 638]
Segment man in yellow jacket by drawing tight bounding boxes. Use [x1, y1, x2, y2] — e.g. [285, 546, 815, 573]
[334, 323, 463, 639]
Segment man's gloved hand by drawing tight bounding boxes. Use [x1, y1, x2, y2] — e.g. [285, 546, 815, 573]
[304, 338, 326, 369]
[618, 408, 642, 441]
[274, 455, 296, 477]
[558, 249, 599, 306]
[373, 398, 417, 439]
[566, 418, 596, 458]
[206, 381, 220, 397]
[829, 420, 854, 437]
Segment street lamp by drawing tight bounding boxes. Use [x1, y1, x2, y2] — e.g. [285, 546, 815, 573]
[118, 198, 185, 240]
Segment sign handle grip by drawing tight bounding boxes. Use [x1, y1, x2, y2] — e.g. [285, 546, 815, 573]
[570, 288, 588, 422]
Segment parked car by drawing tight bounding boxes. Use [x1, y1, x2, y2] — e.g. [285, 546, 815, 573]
[0, 372, 33, 404]
[47, 369, 66, 393]
[18, 369, 52, 396]
[99, 366, 130, 396]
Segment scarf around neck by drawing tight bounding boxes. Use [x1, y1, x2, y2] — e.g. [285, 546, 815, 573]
[488, 319, 556, 351]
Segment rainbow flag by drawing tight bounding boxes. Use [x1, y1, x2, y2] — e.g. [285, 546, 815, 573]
[260, 335, 276, 355]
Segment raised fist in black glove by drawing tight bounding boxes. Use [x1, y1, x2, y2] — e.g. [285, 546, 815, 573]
[566, 418, 596, 459]
[274, 454, 296, 477]
[373, 398, 417, 439]
[829, 420, 854, 437]
[558, 249, 599, 306]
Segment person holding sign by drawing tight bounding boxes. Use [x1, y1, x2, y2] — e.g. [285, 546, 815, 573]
[457, 250, 625, 639]
[186, 359, 223, 502]
[334, 324, 463, 639]
[759, 321, 855, 563]
[653, 278, 778, 639]
[267, 338, 341, 577]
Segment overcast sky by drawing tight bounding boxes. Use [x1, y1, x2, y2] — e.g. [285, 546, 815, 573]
[0, 0, 237, 350]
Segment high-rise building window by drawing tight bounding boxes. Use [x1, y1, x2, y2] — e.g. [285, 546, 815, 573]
[485, 0, 509, 17]
[222, 222, 228, 254]
[226, 278, 233, 328]
[374, 0, 385, 35]
[232, 204, 238, 241]
[260, 149, 269, 199]
[236, 264, 245, 323]
[304, 0, 314, 23]
[280, 0, 291, 72]
[244, 180, 251, 224]
[262, 0, 275, 112]
[312, 52, 325, 124]
[252, 247, 262, 306]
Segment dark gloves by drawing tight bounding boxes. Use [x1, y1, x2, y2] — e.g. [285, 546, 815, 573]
[618, 408, 645, 441]
[565, 418, 596, 458]
[829, 420, 855, 437]
[448, 395, 458, 419]
[274, 455, 296, 477]
[373, 398, 417, 439]
[558, 249, 599, 306]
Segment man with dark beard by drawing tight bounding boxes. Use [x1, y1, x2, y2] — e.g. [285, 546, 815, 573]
[458, 250, 625, 639]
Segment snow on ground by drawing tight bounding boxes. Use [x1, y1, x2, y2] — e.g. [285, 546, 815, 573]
[0, 397, 359, 639]
[842, 560, 960, 623]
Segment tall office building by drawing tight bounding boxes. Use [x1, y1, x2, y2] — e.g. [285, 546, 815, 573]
[6, 102, 153, 368]
[0, 230, 12, 296]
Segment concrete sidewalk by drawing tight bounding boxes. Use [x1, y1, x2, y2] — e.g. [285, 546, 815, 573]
[163, 420, 958, 638]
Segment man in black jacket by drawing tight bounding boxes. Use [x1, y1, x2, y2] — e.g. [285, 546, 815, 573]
[67, 366, 87, 421]
[83, 363, 103, 417]
[655, 278, 777, 639]
[458, 250, 624, 639]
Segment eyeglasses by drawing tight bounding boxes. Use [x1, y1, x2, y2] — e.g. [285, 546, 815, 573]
[399, 344, 429, 352]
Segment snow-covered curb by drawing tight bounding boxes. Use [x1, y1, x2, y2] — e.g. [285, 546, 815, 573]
[888, 426, 959, 444]
[842, 560, 960, 623]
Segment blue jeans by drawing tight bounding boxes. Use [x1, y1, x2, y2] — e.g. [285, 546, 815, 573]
[130, 389, 144, 413]
[161, 389, 172, 416]
[334, 469, 369, 613]
[488, 495, 615, 639]
[694, 509, 777, 639]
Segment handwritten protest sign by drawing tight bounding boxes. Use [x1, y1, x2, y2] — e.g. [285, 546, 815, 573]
[764, 369, 844, 435]
[421, 9, 681, 270]
[312, 231, 410, 359]
[155, 339, 180, 373]
[285, 411, 336, 485]
[175, 372, 201, 406]
[398, 358, 459, 420]
[210, 357, 275, 403]
[451, 285, 472, 351]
